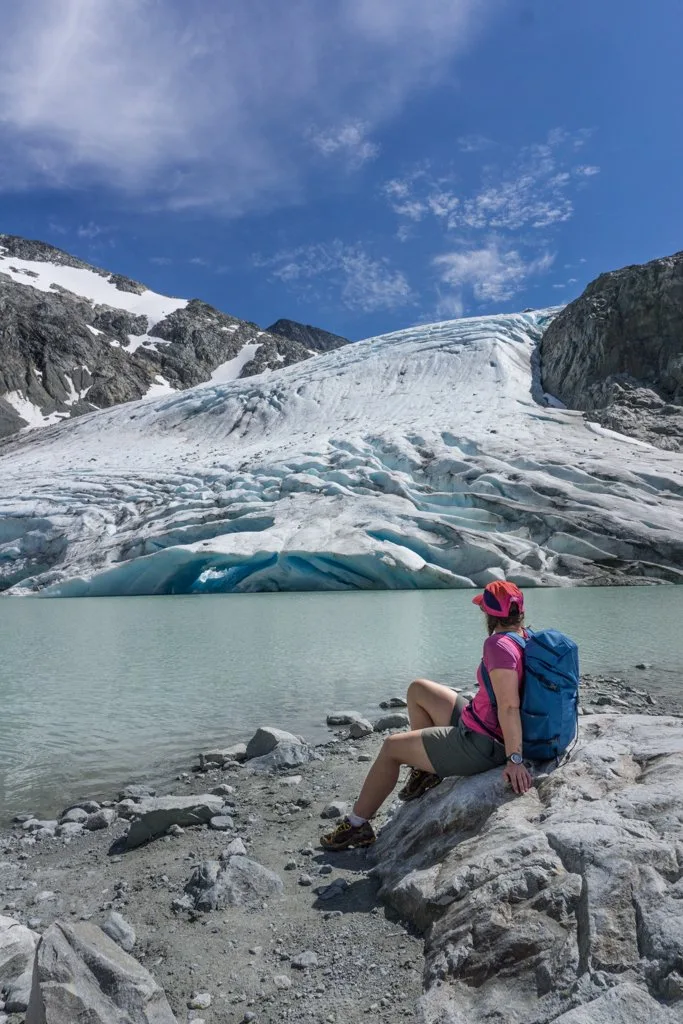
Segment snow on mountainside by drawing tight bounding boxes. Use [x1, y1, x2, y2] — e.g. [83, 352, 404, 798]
[1, 308, 683, 596]
[0, 235, 347, 438]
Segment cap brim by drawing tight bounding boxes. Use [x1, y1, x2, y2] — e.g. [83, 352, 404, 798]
[472, 594, 484, 606]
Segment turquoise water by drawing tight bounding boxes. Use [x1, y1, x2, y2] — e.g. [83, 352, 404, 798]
[0, 587, 680, 821]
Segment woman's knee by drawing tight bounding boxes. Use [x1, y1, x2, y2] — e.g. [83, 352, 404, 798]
[408, 678, 429, 700]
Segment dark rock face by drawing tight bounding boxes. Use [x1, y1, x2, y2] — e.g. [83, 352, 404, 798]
[0, 236, 332, 439]
[540, 251, 683, 449]
[266, 318, 350, 353]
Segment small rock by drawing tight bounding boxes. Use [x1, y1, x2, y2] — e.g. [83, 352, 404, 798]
[348, 718, 373, 739]
[211, 784, 236, 797]
[210, 815, 235, 831]
[74, 800, 101, 814]
[188, 991, 212, 1010]
[320, 801, 348, 819]
[373, 713, 410, 732]
[273, 974, 292, 990]
[284, 859, 297, 871]
[279, 775, 302, 787]
[358, 753, 373, 762]
[12, 812, 35, 824]
[249, 945, 262, 955]
[60, 807, 88, 825]
[635, 662, 651, 670]
[318, 864, 333, 875]
[326, 711, 363, 726]
[118, 784, 156, 801]
[220, 838, 248, 859]
[292, 950, 318, 970]
[171, 895, 194, 913]
[101, 911, 136, 952]
[199, 744, 248, 768]
[84, 808, 117, 831]
[379, 696, 408, 708]
[298, 874, 313, 887]
[115, 799, 138, 820]
[317, 878, 349, 900]
[167, 824, 184, 836]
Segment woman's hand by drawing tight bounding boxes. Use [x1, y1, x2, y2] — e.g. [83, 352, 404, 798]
[502, 761, 533, 794]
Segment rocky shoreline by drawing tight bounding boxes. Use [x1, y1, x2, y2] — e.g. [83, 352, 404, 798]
[1, 677, 682, 1023]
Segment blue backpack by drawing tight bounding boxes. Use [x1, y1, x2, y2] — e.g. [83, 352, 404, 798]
[480, 628, 580, 762]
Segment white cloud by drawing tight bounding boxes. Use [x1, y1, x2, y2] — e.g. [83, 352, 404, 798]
[150, 256, 172, 266]
[0, 0, 491, 213]
[433, 243, 555, 311]
[256, 241, 414, 312]
[309, 121, 379, 169]
[457, 134, 493, 153]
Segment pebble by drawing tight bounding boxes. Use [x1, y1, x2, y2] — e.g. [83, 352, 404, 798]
[279, 776, 302, 787]
[379, 697, 408, 708]
[273, 975, 292, 990]
[284, 859, 297, 871]
[221, 838, 248, 859]
[317, 878, 349, 901]
[298, 874, 313, 887]
[84, 809, 117, 831]
[167, 824, 184, 837]
[318, 864, 333, 875]
[292, 950, 318, 970]
[358, 754, 373, 762]
[188, 992, 212, 1010]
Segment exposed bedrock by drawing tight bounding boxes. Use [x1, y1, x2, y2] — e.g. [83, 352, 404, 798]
[371, 714, 683, 1024]
[540, 251, 683, 450]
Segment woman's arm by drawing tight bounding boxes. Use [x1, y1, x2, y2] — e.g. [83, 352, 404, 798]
[489, 667, 533, 795]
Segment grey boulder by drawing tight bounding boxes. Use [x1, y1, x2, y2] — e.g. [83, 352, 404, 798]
[60, 807, 88, 824]
[379, 697, 408, 709]
[25, 920, 177, 1023]
[245, 727, 302, 759]
[119, 784, 157, 801]
[246, 741, 318, 773]
[320, 801, 348, 819]
[0, 916, 38, 1011]
[372, 714, 683, 1024]
[101, 911, 136, 953]
[348, 718, 374, 739]
[186, 856, 284, 911]
[326, 711, 364, 726]
[373, 712, 410, 732]
[84, 808, 117, 831]
[125, 795, 224, 850]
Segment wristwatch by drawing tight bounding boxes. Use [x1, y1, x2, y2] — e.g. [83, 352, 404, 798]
[507, 752, 523, 765]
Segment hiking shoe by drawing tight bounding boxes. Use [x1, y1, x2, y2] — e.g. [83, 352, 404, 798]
[398, 768, 442, 802]
[320, 817, 376, 851]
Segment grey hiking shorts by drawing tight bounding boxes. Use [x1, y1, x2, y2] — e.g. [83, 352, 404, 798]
[421, 694, 507, 779]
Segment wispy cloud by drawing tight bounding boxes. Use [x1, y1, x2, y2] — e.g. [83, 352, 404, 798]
[457, 134, 494, 153]
[150, 256, 172, 266]
[309, 121, 379, 169]
[77, 221, 105, 239]
[434, 245, 555, 306]
[255, 241, 414, 313]
[384, 129, 599, 316]
[0, 0, 491, 213]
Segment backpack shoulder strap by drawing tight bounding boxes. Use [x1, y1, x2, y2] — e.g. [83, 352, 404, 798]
[480, 631, 527, 708]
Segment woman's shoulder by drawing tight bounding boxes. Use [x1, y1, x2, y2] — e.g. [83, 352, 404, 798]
[483, 631, 525, 666]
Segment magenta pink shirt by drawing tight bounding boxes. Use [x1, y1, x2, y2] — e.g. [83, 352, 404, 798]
[460, 632, 525, 741]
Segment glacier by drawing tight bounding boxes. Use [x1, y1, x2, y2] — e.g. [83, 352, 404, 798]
[1, 308, 683, 596]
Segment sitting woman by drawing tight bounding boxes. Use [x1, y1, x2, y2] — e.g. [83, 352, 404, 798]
[321, 580, 534, 851]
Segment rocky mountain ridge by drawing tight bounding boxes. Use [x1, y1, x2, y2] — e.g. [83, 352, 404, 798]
[540, 250, 683, 450]
[0, 234, 349, 438]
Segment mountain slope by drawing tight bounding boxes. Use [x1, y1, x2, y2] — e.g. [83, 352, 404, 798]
[0, 235, 345, 437]
[265, 318, 350, 353]
[1, 308, 682, 596]
[540, 250, 683, 451]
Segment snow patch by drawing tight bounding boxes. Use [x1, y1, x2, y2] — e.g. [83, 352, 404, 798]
[144, 375, 176, 399]
[206, 344, 261, 385]
[0, 250, 187, 328]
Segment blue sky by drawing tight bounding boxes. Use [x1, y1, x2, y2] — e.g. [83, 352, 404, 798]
[0, 0, 681, 341]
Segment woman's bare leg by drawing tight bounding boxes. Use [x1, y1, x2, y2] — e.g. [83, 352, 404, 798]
[407, 678, 459, 730]
[353, 731, 436, 820]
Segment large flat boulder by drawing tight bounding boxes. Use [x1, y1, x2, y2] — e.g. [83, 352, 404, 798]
[372, 715, 683, 1023]
[0, 915, 38, 1011]
[124, 794, 223, 849]
[25, 920, 177, 1023]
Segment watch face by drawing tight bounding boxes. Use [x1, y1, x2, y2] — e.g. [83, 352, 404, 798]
[509, 752, 523, 765]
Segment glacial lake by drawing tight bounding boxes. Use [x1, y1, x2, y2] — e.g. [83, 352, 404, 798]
[1, 587, 681, 823]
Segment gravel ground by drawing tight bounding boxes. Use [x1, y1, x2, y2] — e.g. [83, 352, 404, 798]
[1, 674, 681, 1024]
